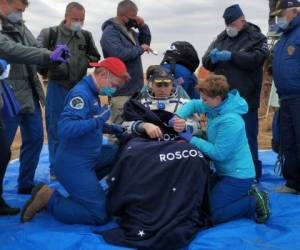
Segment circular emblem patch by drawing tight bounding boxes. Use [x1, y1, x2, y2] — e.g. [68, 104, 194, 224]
[70, 96, 84, 110]
[287, 46, 295, 56]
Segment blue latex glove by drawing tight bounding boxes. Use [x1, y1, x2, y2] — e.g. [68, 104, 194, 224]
[95, 106, 111, 128]
[209, 48, 219, 64]
[179, 130, 193, 142]
[50, 44, 70, 63]
[215, 50, 232, 62]
[104, 124, 125, 135]
[0, 59, 8, 75]
[168, 116, 176, 128]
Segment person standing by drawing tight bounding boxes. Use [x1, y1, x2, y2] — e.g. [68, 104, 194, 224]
[0, 0, 69, 212]
[37, 2, 100, 179]
[100, 0, 152, 124]
[202, 4, 268, 181]
[271, 0, 300, 194]
[0, 59, 20, 215]
[1, 0, 70, 195]
[21, 58, 129, 225]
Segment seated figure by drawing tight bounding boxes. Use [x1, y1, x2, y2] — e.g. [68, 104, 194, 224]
[99, 65, 211, 250]
[122, 65, 201, 141]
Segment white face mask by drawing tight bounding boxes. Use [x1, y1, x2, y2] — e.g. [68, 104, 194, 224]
[277, 16, 289, 30]
[70, 21, 82, 32]
[6, 11, 22, 24]
[226, 26, 239, 38]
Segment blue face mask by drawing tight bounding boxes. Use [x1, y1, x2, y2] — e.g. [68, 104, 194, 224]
[99, 86, 117, 97]
[7, 11, 23, 24]
[277, 16, 289, 30]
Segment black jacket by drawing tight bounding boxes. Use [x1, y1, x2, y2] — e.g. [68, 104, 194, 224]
[202, 23, 268, 109]
[100, 18, 151, 96]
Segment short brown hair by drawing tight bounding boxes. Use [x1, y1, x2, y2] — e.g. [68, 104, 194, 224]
[196, 73, 229, 100]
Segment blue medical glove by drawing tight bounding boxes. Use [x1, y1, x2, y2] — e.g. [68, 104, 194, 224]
[215, 50, 232, 62]
[179, 130, 193, 142]
[104, 124, 125, 135]
[209, 48, 219, 64]
[0, 59, 8, 75]
[168, 116, 176, 128]
[95, 106, 111, 128]
[50, 44, 70, 63]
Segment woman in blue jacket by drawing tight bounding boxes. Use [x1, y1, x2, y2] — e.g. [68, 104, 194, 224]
[171, 74, 270, 224]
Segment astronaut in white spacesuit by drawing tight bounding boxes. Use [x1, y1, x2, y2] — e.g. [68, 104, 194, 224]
[122, 65, 201, 140]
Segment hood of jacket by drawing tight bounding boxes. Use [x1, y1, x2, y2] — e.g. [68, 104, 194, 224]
[206, 90, 248, 118]
[102, 17, 126, 32]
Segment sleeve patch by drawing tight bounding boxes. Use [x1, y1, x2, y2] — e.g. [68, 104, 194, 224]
[70, 97, 85, 110]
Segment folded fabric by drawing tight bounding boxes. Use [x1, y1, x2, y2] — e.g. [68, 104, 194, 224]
[0, 80, 20, 118]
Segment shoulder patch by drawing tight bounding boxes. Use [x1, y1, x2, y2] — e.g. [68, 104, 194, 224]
[70, 96, 85, 110]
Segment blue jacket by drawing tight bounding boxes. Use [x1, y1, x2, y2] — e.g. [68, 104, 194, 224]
[176, 90, 255, 179]
[100, 18, 151, 96]
[272, 13, 300, 99]
[57, 75, 104, 156]
[162, 63, 199, 99]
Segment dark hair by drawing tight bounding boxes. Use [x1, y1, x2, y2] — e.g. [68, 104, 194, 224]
[117, 0, 138, 16]
[196, 74, 229, 100]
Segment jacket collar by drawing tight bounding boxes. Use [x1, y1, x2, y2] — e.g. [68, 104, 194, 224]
[59, 21, 84, 39]
[84, 75, 99, 96]
[283, 13, 300, 33]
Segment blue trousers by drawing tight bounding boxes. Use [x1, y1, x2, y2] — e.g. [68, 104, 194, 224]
[3, 100, 43, 189]
[243, 109, 262, 180]
[210, 176, 256, 224]
[45, 81, 69, 174]
[280, 97, 300, 191]
[48, 144, 118, 225]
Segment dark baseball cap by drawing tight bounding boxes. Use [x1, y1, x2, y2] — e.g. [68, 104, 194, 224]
[270, 0, 300, 16]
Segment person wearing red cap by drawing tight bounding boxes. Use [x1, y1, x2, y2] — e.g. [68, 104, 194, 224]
[20, 57, 129, 225]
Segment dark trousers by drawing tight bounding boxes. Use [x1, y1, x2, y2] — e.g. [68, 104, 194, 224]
[280, 97, 300, 191]
[0, 118, 11, 198]
[243, 109, 262, 180]
[45, 81, 69, 174]
[3, 100, 43, 189]
[210, 176, 256, 224]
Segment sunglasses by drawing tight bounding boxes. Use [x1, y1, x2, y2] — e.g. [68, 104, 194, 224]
[153, 80, 172, 88]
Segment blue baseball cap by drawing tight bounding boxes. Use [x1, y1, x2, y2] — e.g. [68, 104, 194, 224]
[223, 4, 244, 25]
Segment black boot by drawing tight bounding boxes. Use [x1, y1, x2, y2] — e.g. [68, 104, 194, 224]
[18, 185, 34, 195]
[0, 198, 20, 216]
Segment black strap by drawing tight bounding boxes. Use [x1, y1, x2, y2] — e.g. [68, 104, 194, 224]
[48, 27, 59, 50]
[48, 27, 91, 52]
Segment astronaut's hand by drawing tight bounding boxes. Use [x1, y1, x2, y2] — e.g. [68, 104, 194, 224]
[143, 122, 163, 139]
[170, 117, 186, 132]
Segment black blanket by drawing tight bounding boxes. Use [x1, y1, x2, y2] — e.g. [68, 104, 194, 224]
[100, 137, 211, 250]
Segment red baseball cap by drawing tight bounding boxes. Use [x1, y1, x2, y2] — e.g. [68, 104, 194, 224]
[89, 57, 129, 80]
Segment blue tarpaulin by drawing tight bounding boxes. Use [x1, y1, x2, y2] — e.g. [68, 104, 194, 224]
[1, 147, 299, 250]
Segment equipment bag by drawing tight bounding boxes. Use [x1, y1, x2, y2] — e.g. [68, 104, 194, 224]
[161, 41, 200, 73]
